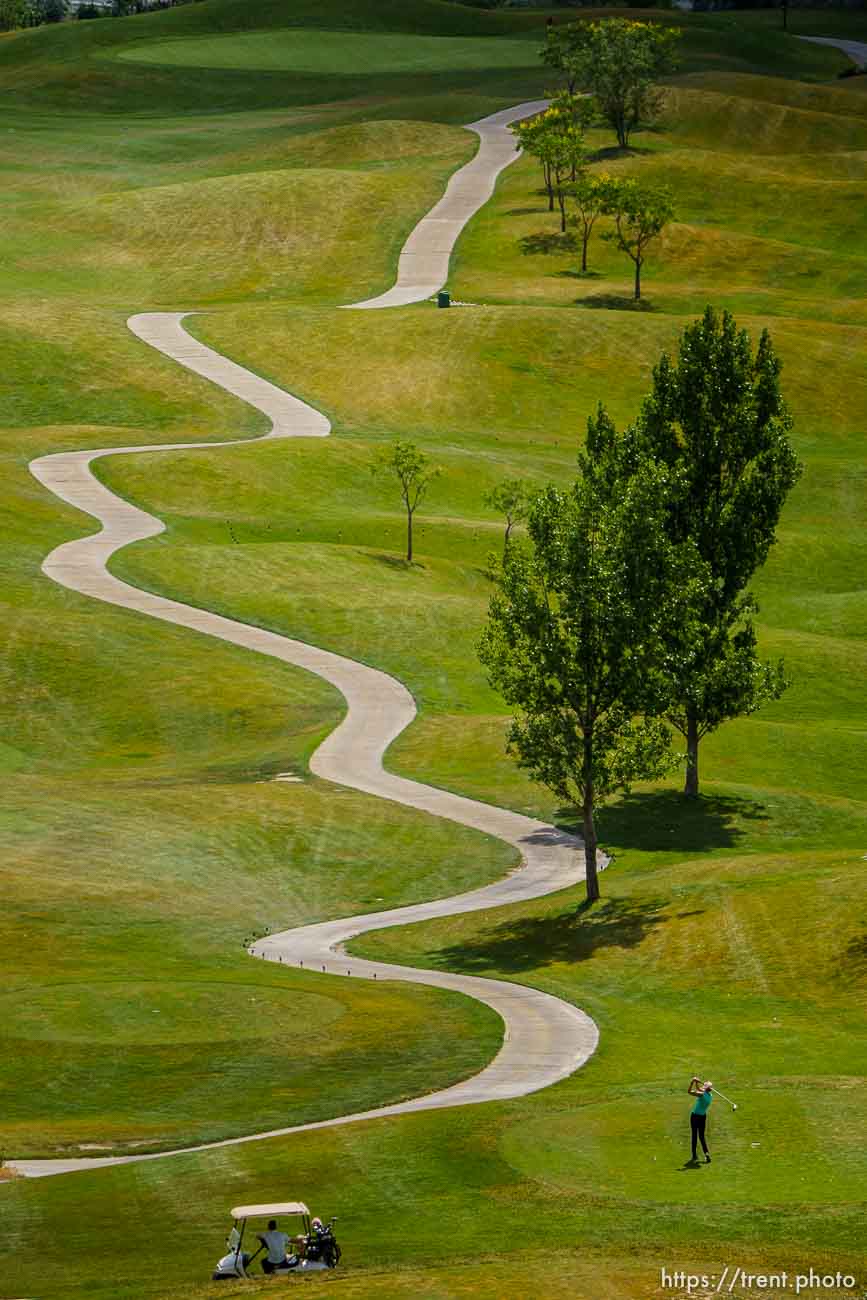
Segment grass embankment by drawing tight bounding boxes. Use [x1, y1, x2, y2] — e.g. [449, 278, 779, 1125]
[1, 2, 865, 1297]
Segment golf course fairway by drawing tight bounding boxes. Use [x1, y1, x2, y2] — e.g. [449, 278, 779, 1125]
[0, 2, 864, 1297]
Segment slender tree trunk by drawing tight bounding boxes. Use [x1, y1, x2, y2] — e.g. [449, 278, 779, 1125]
[582, 788, 600, 904]
[546, 164, 554, 212]
[581, 229, 589, 272]
[558, 189, 566, 234]
[634, 257, 641, 301]
[684, 711, 700, 798]
[406, 508, 413, 564]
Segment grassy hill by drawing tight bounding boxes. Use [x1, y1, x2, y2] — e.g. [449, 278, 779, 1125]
[0, 1, 865, 1297]
[0, 0, 851, 113]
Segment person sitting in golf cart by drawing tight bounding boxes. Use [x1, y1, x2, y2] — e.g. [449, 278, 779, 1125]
[259, 1218, 299, 1274]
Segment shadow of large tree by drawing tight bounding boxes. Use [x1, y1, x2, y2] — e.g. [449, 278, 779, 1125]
[424, 792, 769, 976]
[429, 895, 671, 974]
[595, 789, 767, 855]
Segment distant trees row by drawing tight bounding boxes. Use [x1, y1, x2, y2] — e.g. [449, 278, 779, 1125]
[0, 0, 66, 28]
[509, 18, 681, 300]
[514, 107, 674, 302]
[0, 0, 199, 28]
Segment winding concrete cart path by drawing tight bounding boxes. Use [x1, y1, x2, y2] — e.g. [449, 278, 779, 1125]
[13, 101, 600, 1182]
[351, 100, 547, 308]
[797, 35, 867, 68]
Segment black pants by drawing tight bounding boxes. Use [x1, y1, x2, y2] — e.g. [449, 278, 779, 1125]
[691, 1112, 709, 1159]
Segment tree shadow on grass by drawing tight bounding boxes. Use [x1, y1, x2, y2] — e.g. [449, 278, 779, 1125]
[556, 269, 603, 280]
[429, 895, 671, 973]
[839, 931, 867, 982]
[506, 206, 550, 217]
[576, 293, 657, 312]
[595, 789, 767, 856]
[520, 230, 577, 256]
[588, 144, 654, 163]
[370, 552, 415, 571]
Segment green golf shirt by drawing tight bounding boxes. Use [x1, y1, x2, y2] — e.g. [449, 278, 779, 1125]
[692, 1090, 713, 1116]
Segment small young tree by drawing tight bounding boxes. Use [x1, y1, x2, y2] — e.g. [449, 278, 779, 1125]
[513, 110, 587, 228]
[569, 173, 612, 273]
[603, 179, 673, 301]
[559, 18, 679, 149]
[542, 22, 587, 95]
[483, 479, 532, 554]
[512, 113, 556, 213]
[537, 123, 587, 233]
[634, 308, 802, 795]
[548, 89, 596, 178]
[548, 88, 596, 132]
[373, 440, 439, 565]
[479, 451, 702, 903]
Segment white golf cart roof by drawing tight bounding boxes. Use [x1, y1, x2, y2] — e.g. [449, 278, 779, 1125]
[231, 1202, 309, 1219]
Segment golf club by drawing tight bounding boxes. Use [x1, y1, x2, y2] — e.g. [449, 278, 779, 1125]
[711, 1087, 738, 1112]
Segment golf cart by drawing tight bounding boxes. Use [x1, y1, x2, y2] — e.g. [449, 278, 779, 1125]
[212, 1201, 341, 1280]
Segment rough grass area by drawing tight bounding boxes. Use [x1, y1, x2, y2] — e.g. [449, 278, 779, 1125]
[1, 1, 865, 1297]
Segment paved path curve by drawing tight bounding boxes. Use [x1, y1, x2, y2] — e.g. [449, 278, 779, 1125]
[350, 100, 547, 309]
[797, 35, 867, 68]
[13, 102, 599, 1181]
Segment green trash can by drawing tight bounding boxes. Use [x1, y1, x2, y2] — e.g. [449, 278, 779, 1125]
[437, 291, 450, 309]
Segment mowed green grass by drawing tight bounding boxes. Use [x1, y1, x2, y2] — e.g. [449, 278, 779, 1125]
[105, 298, 867, 807]
[0, 2, 865, 1297]
[114, 29, 542, 74]
[0, 98, 519, 1160]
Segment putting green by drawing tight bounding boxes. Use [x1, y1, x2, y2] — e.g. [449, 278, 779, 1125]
[501, 1094, 864, 1205]
[114, 30, 541, 75]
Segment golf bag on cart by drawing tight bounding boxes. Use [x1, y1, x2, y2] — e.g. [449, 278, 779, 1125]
[305, 1217, 341, 1269]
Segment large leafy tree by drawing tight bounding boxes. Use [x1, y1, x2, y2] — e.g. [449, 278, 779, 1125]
[0, 0, 27, 29]
[550, 18, 679, 149]
[634, 307, 802, 795]
[479, 450, 702, 903]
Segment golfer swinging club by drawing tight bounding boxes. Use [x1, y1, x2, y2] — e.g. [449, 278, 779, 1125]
[687, 1076, 713, 1163]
